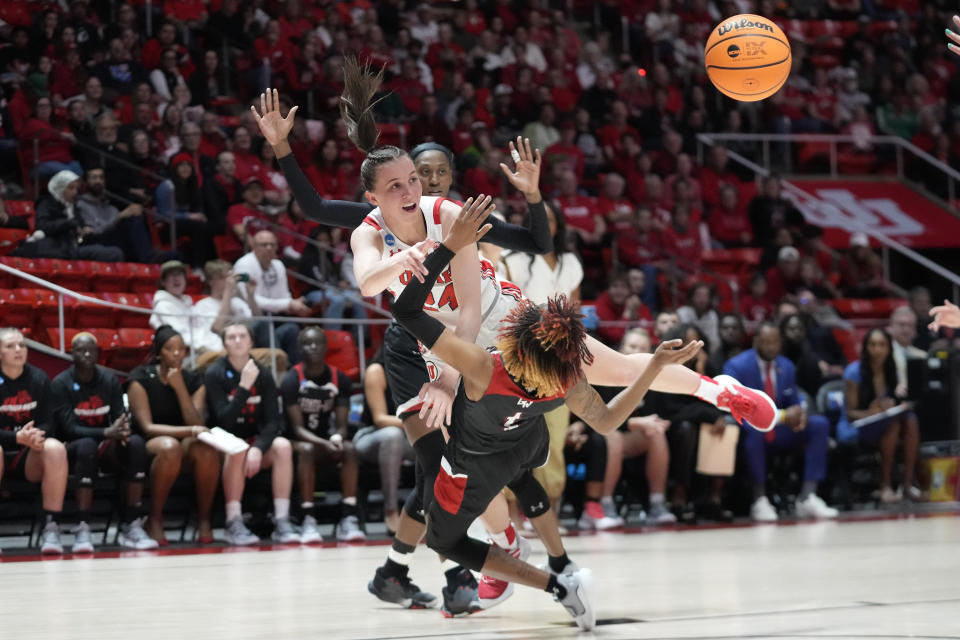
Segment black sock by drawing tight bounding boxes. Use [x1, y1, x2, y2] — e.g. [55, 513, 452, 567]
[382, 558, 409, 578]
[444, 565, 466, 587]
[548, 553, 571, 574]
[546, 574, 567, 600]
[392, 538, 416, 555]
[43, 510, 60, 525]
[341, 501, 358, 518]
[123, 502, 146, 526]
[76, 510, 91, 524]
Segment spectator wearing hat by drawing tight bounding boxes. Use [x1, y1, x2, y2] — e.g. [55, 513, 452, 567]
[155, 153, 216, 267]
[765, 246, 802, 305]
[19, 170, 124, 262]
[234, 230, 312, 364]
[840, 232, 908, 299]
[75, 166, 154, 262]
[150, 260, 196, 338]
[222, 176, 271, 258]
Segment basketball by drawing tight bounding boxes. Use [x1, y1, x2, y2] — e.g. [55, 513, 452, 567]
[704, 14, 792, 102]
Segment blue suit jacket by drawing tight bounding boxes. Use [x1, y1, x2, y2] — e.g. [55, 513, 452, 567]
[722, 349, 800, 410]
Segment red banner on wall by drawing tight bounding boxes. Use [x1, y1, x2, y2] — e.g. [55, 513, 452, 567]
[784, 180, 960, 248]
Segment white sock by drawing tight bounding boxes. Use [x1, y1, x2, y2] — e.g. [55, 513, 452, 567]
[226, 500, 242, 522]
[388, 548, 412, 566]
[342, 496, 357, 506]
[489, 524, 518, 550]
[301, 502, 314, 511]
[650, 493, 665, 505]
[274, 498, 290, 520]
[694, 375, 723, 406]
[601, 496, 615, 508]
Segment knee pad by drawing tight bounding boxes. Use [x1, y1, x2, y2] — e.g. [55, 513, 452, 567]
[508, 470, 550, 519]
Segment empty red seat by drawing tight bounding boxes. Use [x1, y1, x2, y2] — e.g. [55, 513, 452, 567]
[0, 289, 36, 330]
[112, 328, 155, 371]
[86, 261, 129, 292]
[103, 293, 151, 328]
[0, 229, 27, 256]
[26, 287, 78, 329]
[324, 329, 360, 381]
[124, 263, 161, 294]
[47, 259, 91, 291]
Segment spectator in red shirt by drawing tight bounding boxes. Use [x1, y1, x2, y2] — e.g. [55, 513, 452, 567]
[142, 21, 179, 70]
[598, 100, 639, 163]
[596, 172, 634, 233]
[224, 177, 271, 256]
[450, 104, 476, 156]
[254, 20, 297, 86]
[425, 22, 465, 68]
[700, 145, 741, 211]
[616, 206, 662, 269]
[740, 273, 774, 323]
[708, 184, 753, 248]
[202, 150, 241, 236]
[387, 57, 429, 116]
[555, 166, 605, 245]
[305, 139, 348, 200]
[765, 246, 802, 304]
[664, 153, 702, 211]
[163, 0, 208, 29]
[231, 126, 263, 183]
[545, 120, 586, 182]
[19, 96, 81, 179]
[277, 0, 313, 45]
[595, 272, 652, 346]
[640, 173, 672, 229]
[462, 149, 506, 199]
[652, 129, 684, 177]
[662, 202, 701, 271]
[277, 198, 318, 261]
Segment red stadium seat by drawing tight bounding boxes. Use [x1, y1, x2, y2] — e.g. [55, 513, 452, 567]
[102, 293, 151, 328]
[324, 329, 361, 381]
[112, 328, 155, 371]
[4, 201, 35, 229]
[0, 288, 36, 330]
[46, 328, 118, 364]
[0, 229, 27, 256]
[86, 261, 130, 293]
[48, 259, 91, 291]
[124, 263, 161, 294]
[27, 287, 78, 329]
[213, 235, 242, 262]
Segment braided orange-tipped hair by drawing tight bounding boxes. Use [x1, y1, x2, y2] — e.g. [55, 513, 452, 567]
[496, 294, 594, 398]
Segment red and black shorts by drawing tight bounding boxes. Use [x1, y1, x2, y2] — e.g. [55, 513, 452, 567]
[383, 323, 432, 421]
[2, 446, 30, 481]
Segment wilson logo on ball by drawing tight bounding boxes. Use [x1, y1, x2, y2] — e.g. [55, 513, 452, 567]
[718, 17, 775, 36]
[727, 44, 741, 58]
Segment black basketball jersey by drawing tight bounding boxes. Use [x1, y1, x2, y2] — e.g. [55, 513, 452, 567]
[450, 352, 567, 455]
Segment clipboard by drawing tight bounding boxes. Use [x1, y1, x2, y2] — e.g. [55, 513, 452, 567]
[851, 402, 914, 429]
[696, 423, 740, 476]
[198, 427, 250, 455]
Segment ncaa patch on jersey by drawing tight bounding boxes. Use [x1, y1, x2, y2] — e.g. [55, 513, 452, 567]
[384, 234, 396, 247]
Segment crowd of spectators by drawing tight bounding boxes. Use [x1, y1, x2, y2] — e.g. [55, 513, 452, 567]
[0, 0, 958, 547]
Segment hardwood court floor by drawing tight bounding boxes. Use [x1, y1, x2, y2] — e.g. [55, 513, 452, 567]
[2, 514, 959, 639]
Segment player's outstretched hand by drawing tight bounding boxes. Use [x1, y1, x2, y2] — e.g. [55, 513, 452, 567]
[443, 195, 495, 252]
[651, 338, 703, 367]
[948, 16, 960, 56]
[499, 136, 542, 196]
[929, 299, 960, 331]
[251, 88, 298, 147]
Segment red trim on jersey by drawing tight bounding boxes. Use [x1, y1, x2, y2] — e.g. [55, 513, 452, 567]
[483, 353, 563, 403]
[294, 362, 340, 393]
[362, 215, 382, 231]
[432, 197, 457, 225]
[499, 281, 523, 301]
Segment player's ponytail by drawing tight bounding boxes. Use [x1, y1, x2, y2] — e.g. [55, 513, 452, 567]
[340, 56, 406, 192]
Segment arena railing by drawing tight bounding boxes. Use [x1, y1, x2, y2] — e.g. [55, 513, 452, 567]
[0, 262, 391, 377]
[696, 132, 960, 304]
[695, 132, 960, 216]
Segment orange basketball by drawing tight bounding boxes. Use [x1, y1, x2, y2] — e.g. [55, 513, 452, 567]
[704, 14, 792, 102]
